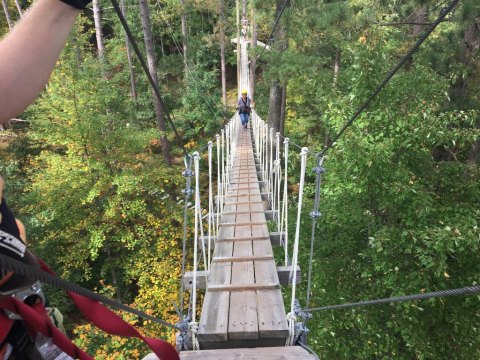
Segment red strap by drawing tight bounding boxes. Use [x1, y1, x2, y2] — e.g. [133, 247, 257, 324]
[38, 260, 180, 360]
[0, 297, 92, 359]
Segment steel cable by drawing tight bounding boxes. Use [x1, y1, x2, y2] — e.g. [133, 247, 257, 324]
[0, 254, 181, 331]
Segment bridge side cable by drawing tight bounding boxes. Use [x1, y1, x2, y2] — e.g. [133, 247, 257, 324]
[304, 285, 480, 312]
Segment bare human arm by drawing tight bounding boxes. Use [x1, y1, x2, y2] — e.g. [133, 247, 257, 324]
[0, 0, 80, 124]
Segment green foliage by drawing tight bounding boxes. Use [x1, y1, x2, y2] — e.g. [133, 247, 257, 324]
[263, 1, 480, 358]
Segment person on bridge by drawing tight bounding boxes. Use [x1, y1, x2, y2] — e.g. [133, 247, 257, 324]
[237, 89, 253, 130]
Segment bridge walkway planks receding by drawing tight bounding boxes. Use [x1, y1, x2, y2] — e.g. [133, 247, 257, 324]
[197, 125, 289, 349]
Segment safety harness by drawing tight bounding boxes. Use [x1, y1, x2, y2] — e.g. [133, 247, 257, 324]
[0, 196, 179, 360]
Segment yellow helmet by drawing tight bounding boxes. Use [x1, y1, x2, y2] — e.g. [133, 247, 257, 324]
[241, 89, 248, 94]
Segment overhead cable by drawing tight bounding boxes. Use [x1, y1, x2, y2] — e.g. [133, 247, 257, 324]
[109, 0, 189, 159]
[317, 0, 460, 158]
[256, 0, 289, 61]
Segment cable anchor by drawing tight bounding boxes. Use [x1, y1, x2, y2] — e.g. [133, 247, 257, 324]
[182, 170, 195, 177]
[181, 189, 194, 196]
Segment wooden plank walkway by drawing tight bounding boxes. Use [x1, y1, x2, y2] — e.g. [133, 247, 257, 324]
[179, 346, 317, 359]
[197, 126, 289, 349]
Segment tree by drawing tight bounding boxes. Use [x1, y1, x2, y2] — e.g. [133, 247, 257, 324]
[138, 0, 171, 165]
[249, 4, 257, 100]
[179, 0, 188, 66]
[267, 0, 288, 135]
[120, 0, 137, 101]
[92, 0, 105, 61]
[219, 0, 227, 114]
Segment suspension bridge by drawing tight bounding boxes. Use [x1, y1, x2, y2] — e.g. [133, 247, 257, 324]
[2, 1, 477, 359]
[173, 34, 315, 358]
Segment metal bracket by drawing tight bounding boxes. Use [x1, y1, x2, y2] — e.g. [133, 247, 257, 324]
[181, 189, 194, 196]
[182, 170, 195, 177]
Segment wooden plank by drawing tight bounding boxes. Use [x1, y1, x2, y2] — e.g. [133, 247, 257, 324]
[223, 193, 261, 199]
[216, 210, 268, 216]
[216, 235, 270, 242]
[229, 180, 262, 184]
[251, 212, 289, 339]
[269, 231, 286, 246]
[225, 188, 264, 193]
[179, 346, 317, 360]
[209, 283, 280, 291]
[219, 221, 266, 227]
[223, 200, 263, 206]
[228, 133, 258, 340]
[228, 210, 257, 340]
[198, 208, 235, 342]
[276, 265, 301, 286]
[196, 338, 285, 349]
[184, 266, 301, 290]
[212, 255, 273, 262]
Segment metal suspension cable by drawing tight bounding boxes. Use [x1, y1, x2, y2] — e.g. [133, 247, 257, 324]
[109, 0, 189, 159]
[317, 0, 460, 159]
[216, 134, 221, 236]
[221, 129, 226, 214]
[278, 133, 303, 151]
[286, 147, 309, 347]
[256, 0, 289, 61]
[304, 285, 480, 313]
[179, 157, 194, 316]
[268, 128, 274, 200]
[281, 137, 290, 266]
[305, 157, 325, 309]
[0, 254, 181, 331]
[273, 132, 281, 230]
[207, 141, 214, 268]
[298, 341, 321, 360]
[193, 155, 209, 277]
[190, 152, 201, 350]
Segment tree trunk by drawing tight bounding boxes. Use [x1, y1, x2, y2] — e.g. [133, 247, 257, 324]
[120, 0, 137, 101]
[249, 5, 257, 100]
[72, 29, 83, 68]
[242, 0, 247, 21]
[449, 20, 479, 106]
[92, 0, 105, 61]
[267, 0, 289, 134]
[138, 0, 171, 165]
[268, 80, 282, 132]
[413, 5, 428, 37]
[2, 0, 13, 30]
[105, 244, 122, 302]
[219, 0, 227, 115]
[13, 0, 22, 18]
[279, 84, 286, 135]
[180, 0, 188, 66]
